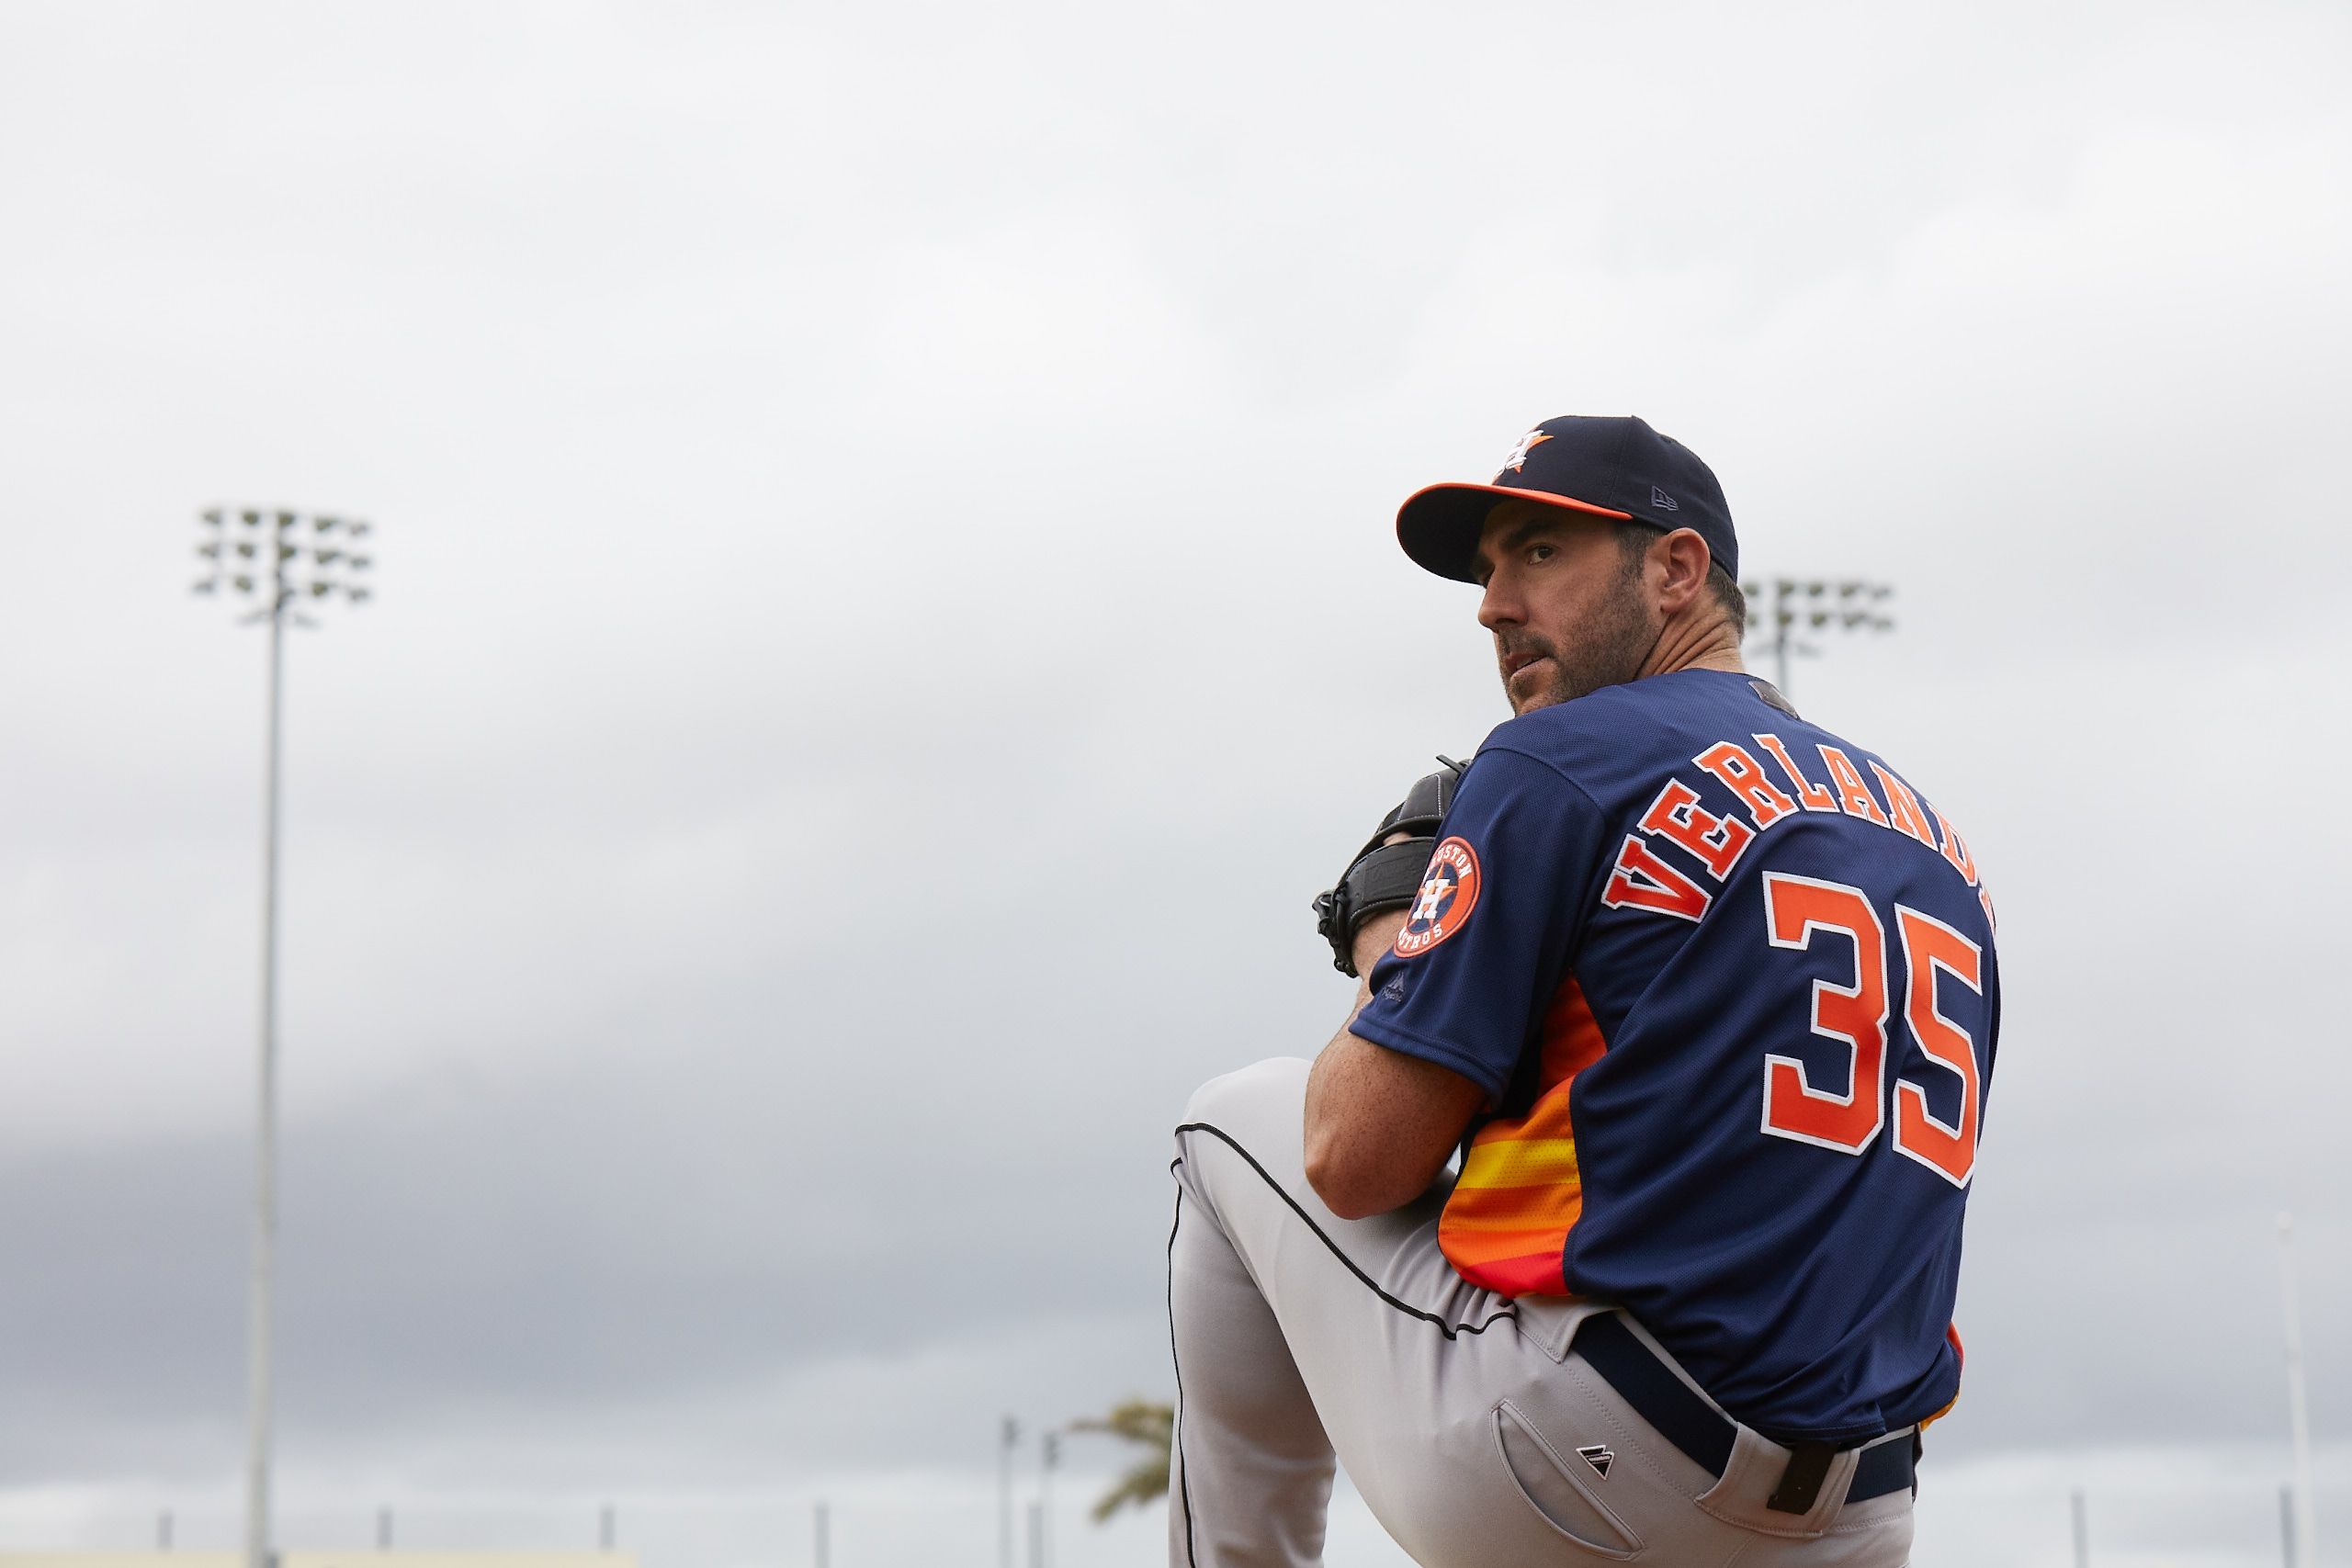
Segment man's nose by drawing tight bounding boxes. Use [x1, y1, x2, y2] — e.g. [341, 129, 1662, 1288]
[1477, 571, 1521, 632]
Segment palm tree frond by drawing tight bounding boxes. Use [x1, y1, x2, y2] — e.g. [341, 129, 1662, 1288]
[1070, 1397, 1175, 1521]
[1090, 1456, 1171, 1522]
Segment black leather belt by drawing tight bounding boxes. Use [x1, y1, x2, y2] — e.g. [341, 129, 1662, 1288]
[1569, 1314, 1917, 1511]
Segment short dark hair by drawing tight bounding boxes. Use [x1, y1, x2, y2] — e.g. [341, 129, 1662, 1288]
[1615, 522, 1747, 637]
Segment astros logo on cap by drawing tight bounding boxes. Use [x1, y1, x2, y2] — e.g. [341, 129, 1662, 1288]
[1395, 837, 1481, 958]
[1498, 429, 1551, 474]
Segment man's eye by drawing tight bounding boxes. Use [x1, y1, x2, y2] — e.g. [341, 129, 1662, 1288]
[1527, 544, 1555, 564]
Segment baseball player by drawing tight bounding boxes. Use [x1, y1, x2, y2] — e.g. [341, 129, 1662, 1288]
[1168, 415, 1997, 1566]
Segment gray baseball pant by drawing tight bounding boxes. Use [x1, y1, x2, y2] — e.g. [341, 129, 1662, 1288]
[1167, 1056, 1917, 1567]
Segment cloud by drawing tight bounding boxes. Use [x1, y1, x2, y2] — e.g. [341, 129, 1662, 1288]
[0, 3, 2346, 1563]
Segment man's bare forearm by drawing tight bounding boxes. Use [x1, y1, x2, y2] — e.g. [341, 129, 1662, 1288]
[1303, 906, 1481, 1218]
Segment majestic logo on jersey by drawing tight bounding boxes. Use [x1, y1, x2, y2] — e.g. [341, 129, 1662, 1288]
[1395, 836, 1481, 958]
[1498, 428, 1551, 474]
[1576, 1444, 1615, 1479]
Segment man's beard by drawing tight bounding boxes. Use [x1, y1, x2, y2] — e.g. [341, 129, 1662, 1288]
[1499, 581, 1659, 712]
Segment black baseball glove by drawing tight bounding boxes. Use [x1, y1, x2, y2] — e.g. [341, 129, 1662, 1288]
[1311, 755, 1469, 976]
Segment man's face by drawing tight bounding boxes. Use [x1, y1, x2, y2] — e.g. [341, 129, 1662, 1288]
[1473, 501, 1659, 714]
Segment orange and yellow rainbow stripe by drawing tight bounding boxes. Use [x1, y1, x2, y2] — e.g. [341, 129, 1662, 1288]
[1439, 980, 1608, 1298]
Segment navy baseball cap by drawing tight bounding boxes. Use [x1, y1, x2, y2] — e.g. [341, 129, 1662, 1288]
[1396, 415, 1738, 584]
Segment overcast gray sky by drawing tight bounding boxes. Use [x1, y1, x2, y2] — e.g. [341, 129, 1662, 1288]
[2, 2, 2348, 1565]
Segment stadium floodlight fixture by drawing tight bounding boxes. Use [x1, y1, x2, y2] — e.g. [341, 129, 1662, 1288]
[192, 504, 378, 615]
[1737, 576, 1896, 698]
[190, 504, 377, 1568]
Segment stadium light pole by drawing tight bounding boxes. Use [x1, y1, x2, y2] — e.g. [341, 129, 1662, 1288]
[1737, 577, 1894, 699]
[2278, 1213, 2319, 1568]
[1037, 1431, 1058, 1568]
[192, 505, 375, 1568]
[999, 1416, 1020, 1568]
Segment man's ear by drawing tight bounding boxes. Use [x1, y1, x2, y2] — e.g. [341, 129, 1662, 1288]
[1654, 528, 1713, 615]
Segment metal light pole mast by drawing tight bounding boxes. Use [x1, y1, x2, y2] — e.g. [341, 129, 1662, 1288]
[2278, 1213, 2319, 1568]
[1737, 577, 1895, 700]
[999, 1416, 1020, 1568]
[193, 506, 374, 1568]
[1036, 1431, 1058, 1568]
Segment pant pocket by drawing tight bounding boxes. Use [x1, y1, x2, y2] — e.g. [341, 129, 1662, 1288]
[1694, 1426, 1860, 1540]
[1493, 1400, 1645, 1560]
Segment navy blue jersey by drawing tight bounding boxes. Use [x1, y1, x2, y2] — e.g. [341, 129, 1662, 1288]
[1352, 668, 1998, 1443]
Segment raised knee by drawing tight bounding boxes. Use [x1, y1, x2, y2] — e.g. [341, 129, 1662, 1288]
[1181, 1055, 1312, 1131]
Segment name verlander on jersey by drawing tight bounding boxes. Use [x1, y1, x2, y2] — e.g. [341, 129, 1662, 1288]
[1600, 731, 1992, 928]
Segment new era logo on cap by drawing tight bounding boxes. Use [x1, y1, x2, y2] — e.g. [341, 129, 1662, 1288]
[1651, 486, 1679, 512]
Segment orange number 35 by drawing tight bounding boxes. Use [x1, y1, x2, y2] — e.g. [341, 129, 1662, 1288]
[1759, 872, 1985, 1188]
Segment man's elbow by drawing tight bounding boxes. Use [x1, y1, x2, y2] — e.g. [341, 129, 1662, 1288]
[1304, 1128, 1415, 1221]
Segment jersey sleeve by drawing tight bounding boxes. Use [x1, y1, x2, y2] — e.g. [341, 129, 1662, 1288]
[1350, 744, 1610, 1102]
